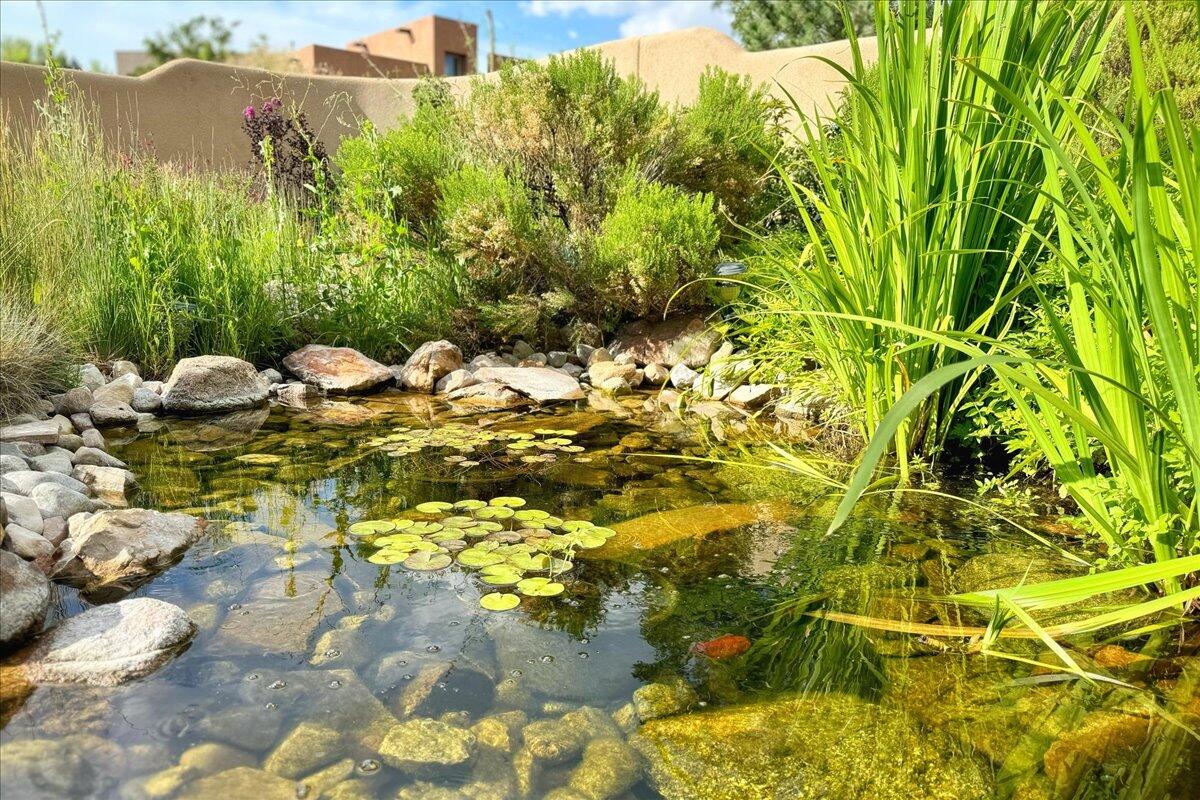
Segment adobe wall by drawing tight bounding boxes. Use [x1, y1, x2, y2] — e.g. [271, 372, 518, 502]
[0, 27, 874, 168]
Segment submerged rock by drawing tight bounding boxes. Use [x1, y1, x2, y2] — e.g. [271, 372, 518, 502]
[0, 733, 126, 799]
[446, 381, 530, 411]
[632, 677, 698, 721]
[174, 767, 295, 800]
[161, 355, 270, 414]
[16, 597, 195, 686]
[0, 550, 50, 648]
[396, 340, 463, 393]
[593, 502, 791, 558]
[239, 667, 396, 750]
[376, 717, 477, 773]
[633, 693, 993, 800]
[284, 344, 393, 394]
[263, 721, 345, 778]
[53, 508, 207, 596]
[566, 737, 642, 800]
[209, 570, 344, 656]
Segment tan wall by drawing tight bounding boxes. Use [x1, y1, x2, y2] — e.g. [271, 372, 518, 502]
[0, 27, 874, 168]
[293, 44, 427, 79]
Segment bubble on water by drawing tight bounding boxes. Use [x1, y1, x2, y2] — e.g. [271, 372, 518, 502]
[698, 701, 708, 707]
[427, 645, 441, 653]
[268, 680, 286, 690]
[323, 649, 341, 659]
[660, 566, 669, 573]
[724, 584, 733, 589]
[264, 702, 277, 710]
[398, 659, 408, 666]
[228, 603, 241, 611]
[295, 784, 310, 799]
[357, 759, 380, 775]
[449, 621, 460, 626]
[436, 682, 447, 690]
[540, 655, 554, 663]
[246, 672, 261, 681]
[717, 573, 730, 580]
[328, 679, 342, 689]
[403, 674, 414, 681]
[511, 669, 523, 678]
[578, 652, 589, 659]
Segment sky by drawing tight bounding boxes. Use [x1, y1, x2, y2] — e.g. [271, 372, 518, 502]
[0, 0, 735, 71]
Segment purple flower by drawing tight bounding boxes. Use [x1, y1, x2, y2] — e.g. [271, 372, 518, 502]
[243, 105, 256, 120]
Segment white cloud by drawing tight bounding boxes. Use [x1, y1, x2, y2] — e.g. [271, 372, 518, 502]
[522, 0, 731, 39]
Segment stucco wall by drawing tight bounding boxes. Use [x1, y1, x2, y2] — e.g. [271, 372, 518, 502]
[0, 27, 874, 168]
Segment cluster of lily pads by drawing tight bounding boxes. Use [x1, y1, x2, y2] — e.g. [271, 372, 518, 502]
[347, 496, 617, 612]
[364, 424, 584, 468]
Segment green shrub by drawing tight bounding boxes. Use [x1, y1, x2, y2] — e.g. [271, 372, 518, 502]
[1096, 0, 1199, 127]
[0, 298, 79, 419]
[591, 178, 720, 318]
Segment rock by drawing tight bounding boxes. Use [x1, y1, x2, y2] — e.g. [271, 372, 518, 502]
[73, 414, 96, 433]
[0, 420, 61, 444]
[3, 469, 88, 496]
[567, 737, 642, 800]
[446, 381, 530, 411]
[377, 717, 477, 773]
[259, 367, 283, 385]
[0, 550, 50, 646]
[633, 694, 993, 800]
[586, 347, 613, 367]
[523, 707, 622, 764]
[72, 465, 137, 506]
[575, 343, 596, 362]
[633, 677, 698, 721]
[110, 360, 140, 379]
[178, 742, 255, 775]
[50, 413, 76, 434]
[92, 374, 138, 406]
[72, 446, 128, 468]
[3, 523, 54, 560]
[561, 363, 584, 379]
[274, 381, 321, 408]
[434, 368, 476, 394]
[469, 353, 508, 370]
[131, 387, 163, 413]
[77, 363, 106, 391]
[472, 366, 585, 403]
[30, 482, 97, 519]
[588, 361, 637, 386]
[279, 344, 390, 394]
[54, 508, 207, 595]
[41, 516, 69, 546]
[2, 492, 43, 533]
[263, 721, 344, 778]
[512, 340, 535, 359]
[609, 316, 721, 368]
[1, 453, 28, 474]
[727, 384, 782, 409]
[394, 340, 465, 393]
[669, 364, 701, 390]
[593, 502, 790, 559]
[161, 355, 271, 413]
[193, 706, 285, 752]
[174, 767, 295, 800]
[57, 433, 84, 451]
[16, 597, 195, 685]
[80, 427, 104, 448]
[29, 448, 74, 474]
[547, 351, 571, 368]
[1042, 711, 1153, 796]
[613, 352, 637, 366]
[297, 759, 357, 798]
[598, 376, 631, 394]
[89, 402, 140, 428]
[643, 363, 670, 385]
[471, 716, 515, 753]
[51, 387, 94, 417]
[208, 571, 344, 656]
[0, 733, 126, 799]
[240, 667, 397, 750]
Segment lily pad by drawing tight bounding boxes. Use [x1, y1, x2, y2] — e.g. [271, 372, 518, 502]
[508, 552, 554, 572]
[374, 533, 423, 547]
[516, 577, 565, 597]
[441, 516, 478, 529]
[453, 499, 487, 510]
[458, 549, 506, 568]
[560, 520, 595, 532]
[514, 509, 550, 522]
[480, 592, 521, 611]
[475, 506, 515, 520]
[349, 520, 395, 536]
[409, 521, 445, 535]
[368, 550, 411, 564]
[489, 496, 527, 508]
[404, 551, 452, 571]
[415, 501, 454, 514]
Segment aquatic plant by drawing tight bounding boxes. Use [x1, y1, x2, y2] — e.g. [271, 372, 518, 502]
[366, 424, 584, 469]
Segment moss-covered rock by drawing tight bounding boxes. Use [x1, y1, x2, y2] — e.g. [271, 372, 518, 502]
[566, 737, 642, 800]
[632, 693, 993, 800]
[262, 721, 344, 779]
[632, 677, 698, 722]
[377, 717, 477, 774]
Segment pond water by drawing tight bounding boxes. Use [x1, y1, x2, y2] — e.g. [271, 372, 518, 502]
[1, 391, 1196, 799]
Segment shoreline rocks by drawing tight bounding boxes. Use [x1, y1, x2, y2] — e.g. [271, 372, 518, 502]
[161, 356, 270, 414]
[283, 345, 392, 394]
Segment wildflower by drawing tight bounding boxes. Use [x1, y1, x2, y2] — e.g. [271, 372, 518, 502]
[243, 105, 256, 120]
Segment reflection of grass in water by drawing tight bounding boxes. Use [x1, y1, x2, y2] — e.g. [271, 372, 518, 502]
[743, 594, 886, 700]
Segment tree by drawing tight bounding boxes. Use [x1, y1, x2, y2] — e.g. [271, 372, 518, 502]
[1, 34, 80, 69]
[717, 0, 876, 49]
[140, 15, 238, 71]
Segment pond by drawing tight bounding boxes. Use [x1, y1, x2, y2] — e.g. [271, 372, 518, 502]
[1, 391, 1196, 799]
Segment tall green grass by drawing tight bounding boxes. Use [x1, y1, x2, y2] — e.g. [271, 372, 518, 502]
[0, 71, 312, 376]
[740, 0, 1113, 474]
[832, 2, 1199, 580]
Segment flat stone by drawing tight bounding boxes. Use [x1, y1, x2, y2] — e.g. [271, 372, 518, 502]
[72, 465, 137, 506]
[178, 742, 256, 775]
[89, 402, 140, 428]
[283, 344, 392, 394]
[175, 767, 295, 800]
[239, 667, 397, 750]
[30, 482, 97, 519]
[54, 508, 207, 596]
[472, 366, 585, 403]
[193, 706, 285, 752]
[3, 523, 54, 560]
[0, 549, 50, 647]
[162, 355, 270, 413]
[29, 450, 73, 474]
[0, 420, 61, 444]
[395, 340, 463, 393]
[727, 384, 782, 409]
[434, 368, 476, 394]
[609, 315, 722, 368]
[72, 446, 128, 468]
[377, 717, 477, 773]
[263, 721, 345, 778]
[3, 469, 88, 496]
[16, 597, 196, 686]
[208, 571, 344, 656]
[446, 381, 530, 411]
[2, 492, 43, 533]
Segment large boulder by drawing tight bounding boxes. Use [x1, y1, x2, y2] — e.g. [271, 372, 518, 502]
[472, 366, 585, 403]
[14, 597, 195, 685]
[0, 550, 50, 648]
[53, 508, 208, 596]
[395, 340, 463, 393]
[283, 344, 392, 394]
[608, 315, 722, 368]
[632, 693, 993, 800]
[161, 356, 270, 414]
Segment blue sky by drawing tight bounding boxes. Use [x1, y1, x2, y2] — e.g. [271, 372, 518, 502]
[0, 0, 735, 71]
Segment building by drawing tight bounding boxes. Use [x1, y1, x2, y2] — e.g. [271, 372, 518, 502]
[295, 15, 476, 78]
[114, 15, 477, 78]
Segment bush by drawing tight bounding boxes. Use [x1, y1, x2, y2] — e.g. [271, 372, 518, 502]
[590, 177, 720, 318]
[0, 299, 78, 419]
[1096, 0, 1199, 127]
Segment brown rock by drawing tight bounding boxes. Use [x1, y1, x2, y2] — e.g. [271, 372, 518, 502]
[446, 381, 530, 411]
[588, 362, 637, 386]
[393, 340, 462, 394]
[472, 366, 585, 403]
[282, 345, 392, 394]
[609, 315, 722, 368]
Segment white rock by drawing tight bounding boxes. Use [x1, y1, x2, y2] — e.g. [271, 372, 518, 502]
[587, 348, 613, 367]
[0, 420, 61, 444]
[89, 402, 140, 428]
[3, 470, 88, 496]
[643, 363, 670, 385]
[110, 360, 140, 380]
[3, 523, 54, 560]
[1, 454, 28, 474]
[72, 446, 127, 469]
[92, 374, 137, 406]
[588, 362, 637, 386]
[1, 492, 44, 533]
[727, 384, 783, 410]
[72, 465, 137, 506]
[434, 369, 476, 394]
[31, 483, 97, 519]
[16, 597, 196, 686]
[471, 367, 585, 403]
[668, 363, 701, 390]
[395, 341, 463, 394]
